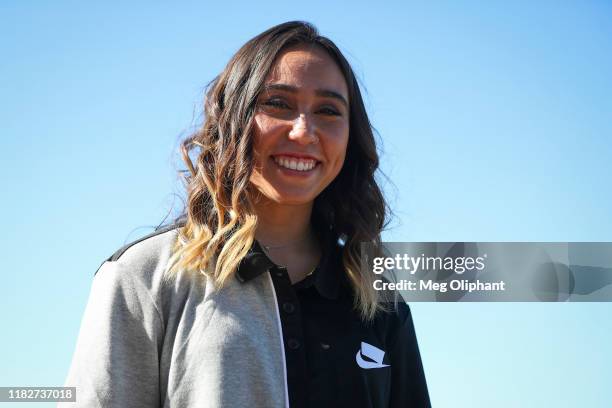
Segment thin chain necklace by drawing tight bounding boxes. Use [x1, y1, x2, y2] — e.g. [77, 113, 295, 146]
[259, 234, 313, 251]
[259, 233, 318, 275]
[260, 242, 318, 277]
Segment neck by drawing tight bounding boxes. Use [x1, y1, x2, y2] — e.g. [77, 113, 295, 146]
[254, 199, 314, 247]
[252, 196, 321, 283]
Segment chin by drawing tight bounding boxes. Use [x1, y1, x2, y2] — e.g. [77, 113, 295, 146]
[268, 194, 316, 206]
[250, 177, 321, 207]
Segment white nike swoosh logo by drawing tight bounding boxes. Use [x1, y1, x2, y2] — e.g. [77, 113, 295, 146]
[356, 342, 390, 369]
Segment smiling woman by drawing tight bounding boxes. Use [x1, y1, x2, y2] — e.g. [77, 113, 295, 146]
[251, 46, 349, 208]
[61, 21, 431, 408]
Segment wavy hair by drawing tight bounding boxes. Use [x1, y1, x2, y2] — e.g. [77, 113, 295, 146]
[167, 21, 388, 320]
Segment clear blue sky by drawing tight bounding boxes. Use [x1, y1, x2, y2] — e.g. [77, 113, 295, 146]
[2, 1, 611, 406]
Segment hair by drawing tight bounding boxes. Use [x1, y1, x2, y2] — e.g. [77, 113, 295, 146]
[166, 21, 388, 321]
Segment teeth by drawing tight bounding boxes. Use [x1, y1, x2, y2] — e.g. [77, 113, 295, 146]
[273, 156, 317, 171]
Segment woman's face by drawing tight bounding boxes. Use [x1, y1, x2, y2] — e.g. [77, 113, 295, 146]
[250, 44, 350, 206]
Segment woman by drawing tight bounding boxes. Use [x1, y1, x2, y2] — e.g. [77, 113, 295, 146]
[62, 21, 430, 407]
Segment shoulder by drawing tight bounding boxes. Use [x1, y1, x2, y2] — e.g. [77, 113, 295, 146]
[88, 222, 187, 321]
[374, 295, 417, 348]
[379, 297, 413, 327]
[95, 221, 184, 277]
[91, 222, 186, 306]
[104, 222, 184, 264]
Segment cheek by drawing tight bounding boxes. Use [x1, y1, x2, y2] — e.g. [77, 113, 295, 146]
[250, 136, 264, 172]
[252, 116, 265, 153]
[252, 115, 284, 157]
[328, 127, 349, 172]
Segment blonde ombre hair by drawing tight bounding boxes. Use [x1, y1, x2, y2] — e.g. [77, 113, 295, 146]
[166, 21, 389, 321]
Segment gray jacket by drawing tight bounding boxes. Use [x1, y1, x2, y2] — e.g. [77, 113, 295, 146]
[61, 227, 289, 407]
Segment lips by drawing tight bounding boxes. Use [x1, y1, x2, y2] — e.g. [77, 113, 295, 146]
[272, 155, 320, 172]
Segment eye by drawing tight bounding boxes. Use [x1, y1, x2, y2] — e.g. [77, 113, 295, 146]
[261, 98, 291, 110]
[317, 106, 341, 116]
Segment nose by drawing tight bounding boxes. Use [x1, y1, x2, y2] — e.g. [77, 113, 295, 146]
[288, 114, 318, 145]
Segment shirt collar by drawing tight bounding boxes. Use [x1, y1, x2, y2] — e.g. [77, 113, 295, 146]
[235, 234, 341, 300]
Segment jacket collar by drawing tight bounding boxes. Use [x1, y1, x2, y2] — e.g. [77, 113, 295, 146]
[236, 234, 341, 300]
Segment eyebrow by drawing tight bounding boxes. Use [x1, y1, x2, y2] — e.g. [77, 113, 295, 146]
[263, 83, 348, 108]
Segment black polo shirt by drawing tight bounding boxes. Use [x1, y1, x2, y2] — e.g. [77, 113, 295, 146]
[236, 238, 431, 408]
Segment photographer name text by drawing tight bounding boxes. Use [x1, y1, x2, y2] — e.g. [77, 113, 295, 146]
[373, 279, 506, 293]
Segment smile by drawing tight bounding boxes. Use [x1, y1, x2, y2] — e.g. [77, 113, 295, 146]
[272, 155, 319, 172]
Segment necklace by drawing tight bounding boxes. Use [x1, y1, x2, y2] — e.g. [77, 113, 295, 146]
[259, 234, 313, 251]
[260, 243, 318, 278]
[259, 233, 316, 270]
